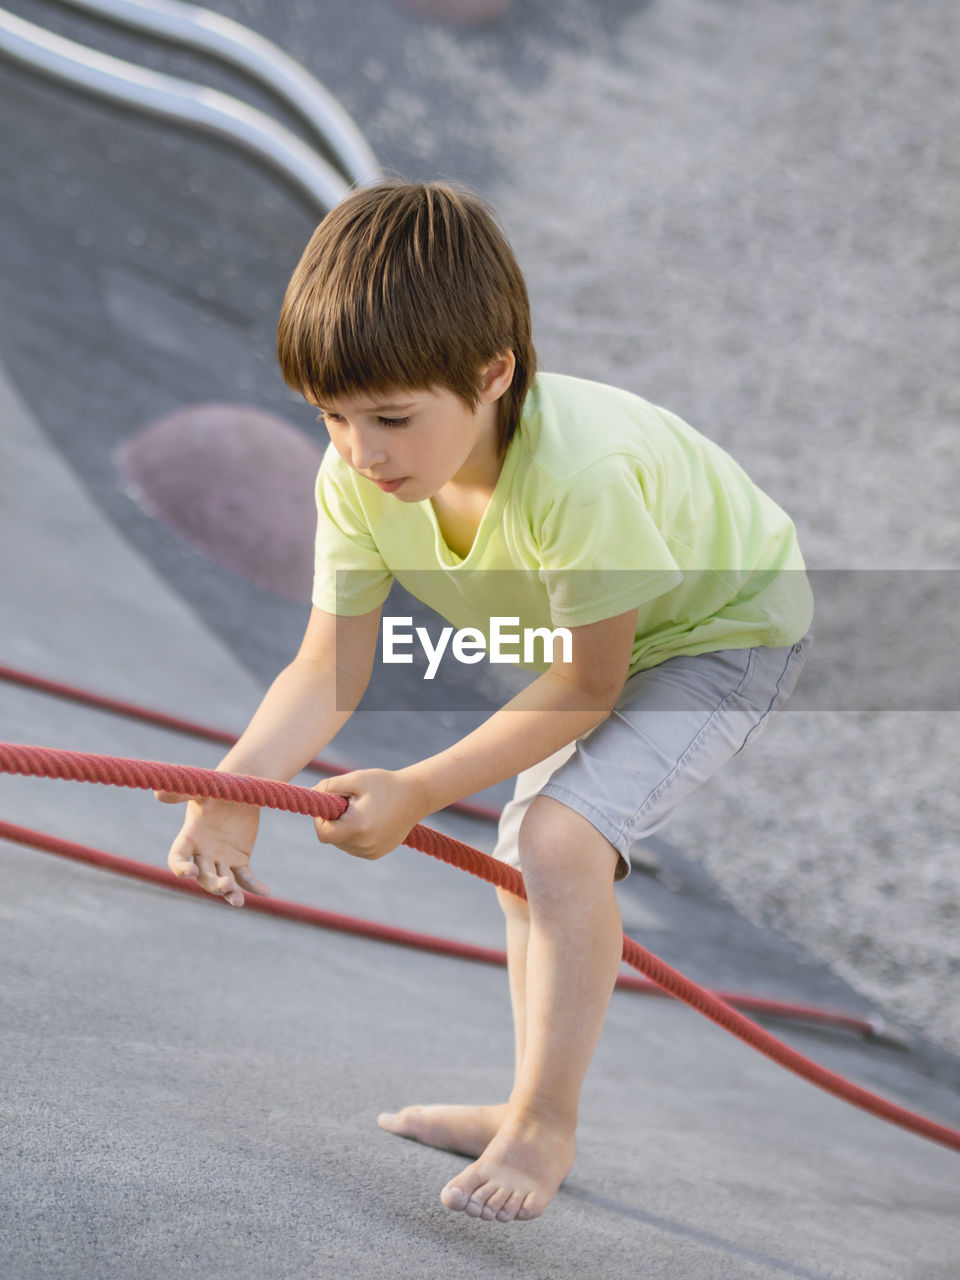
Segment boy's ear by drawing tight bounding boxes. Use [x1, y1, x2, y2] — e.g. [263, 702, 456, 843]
[479, 350, 516, 402]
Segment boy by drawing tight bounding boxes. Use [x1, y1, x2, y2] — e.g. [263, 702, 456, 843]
[163, 180, 813, 1224]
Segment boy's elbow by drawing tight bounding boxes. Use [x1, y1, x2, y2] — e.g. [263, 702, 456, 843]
[560, 608, 636, 712]
[576, 652, 632, 711]
[554, 666, 626, 714]
[589, 676, 627, 714]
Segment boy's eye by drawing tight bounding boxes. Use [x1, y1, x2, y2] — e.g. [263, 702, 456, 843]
[315, 411, 407, 428]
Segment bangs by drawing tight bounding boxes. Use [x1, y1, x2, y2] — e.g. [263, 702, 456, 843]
[276, 180, 536, 451]
[281, 271, 486, 411]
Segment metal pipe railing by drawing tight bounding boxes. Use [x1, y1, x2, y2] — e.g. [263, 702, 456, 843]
[56, 0, 381, 186]
[0, 4, 380, 211]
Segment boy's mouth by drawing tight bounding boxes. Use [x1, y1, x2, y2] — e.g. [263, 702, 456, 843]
[373, 477, 406, 493]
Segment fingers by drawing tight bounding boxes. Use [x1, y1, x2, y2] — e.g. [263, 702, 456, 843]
[191, 857, 239, 907]
[174, 855, 242, 906]
[167, 837, 251, 908]
[312, 773, 396, 859]
[314, 814, 370, 853]
[154, 790, 195, 804]
[312, 777, 352, 818]
[216, 861, 245, 908]
[313, 790, 353, 847]
[311, 769, 415, 862]
[167, 831, 199, 880]
[167, 840, 224, 897]
[235, 866, 271, 898]
[313, 815, 341, 846]
[314, 817, 389, 860]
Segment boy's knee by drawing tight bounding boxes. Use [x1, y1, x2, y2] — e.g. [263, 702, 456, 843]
[517, 795, 619, 889]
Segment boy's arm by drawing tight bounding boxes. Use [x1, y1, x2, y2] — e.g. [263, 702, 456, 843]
[404, 606, 638, 814]
[163, 605, 381, 904]
[213, 605, 381, 781]
[314, 607, 638, 859]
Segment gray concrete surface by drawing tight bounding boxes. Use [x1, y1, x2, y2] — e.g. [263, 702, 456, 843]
[2, 322, 960, 1277]
[2, 0, 960, 1274]
[0, 0, 958, 1054]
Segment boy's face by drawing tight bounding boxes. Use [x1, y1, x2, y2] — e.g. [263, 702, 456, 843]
[312, 363, 510, 502]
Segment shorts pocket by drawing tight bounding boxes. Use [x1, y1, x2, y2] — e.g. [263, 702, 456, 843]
[735, 631, 812, 752]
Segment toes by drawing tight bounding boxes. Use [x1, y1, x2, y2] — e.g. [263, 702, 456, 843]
[482, 1186, 512, 1220]
[516, 1191, 543, 1221]
[495, 1190, 526, 1222]
[463, 1182, 496, 1223]
[441, 1182, 469, 1211]
[441, 1165, 487, 1212]
[463, 1182, 498, 1219]
[377, 1106, 421, 1137]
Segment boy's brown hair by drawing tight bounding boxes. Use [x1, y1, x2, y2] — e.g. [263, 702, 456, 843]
[276, 180, 536, 457]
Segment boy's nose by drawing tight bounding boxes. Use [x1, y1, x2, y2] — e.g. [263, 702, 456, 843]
[349, 429, 387, 472]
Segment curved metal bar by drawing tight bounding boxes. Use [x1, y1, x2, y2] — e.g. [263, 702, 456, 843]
[56, 0, 381, 186]
[0, 7, 349, 211]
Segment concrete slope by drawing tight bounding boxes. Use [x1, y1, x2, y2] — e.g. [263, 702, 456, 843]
[1, 357, 959, 1278]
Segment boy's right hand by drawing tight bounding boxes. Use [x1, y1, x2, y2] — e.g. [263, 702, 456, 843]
[158, 793, 269, 908]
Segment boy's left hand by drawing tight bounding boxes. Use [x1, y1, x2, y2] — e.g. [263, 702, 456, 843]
[313, 769, 428, 860]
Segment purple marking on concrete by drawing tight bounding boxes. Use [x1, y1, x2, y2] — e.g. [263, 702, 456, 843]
[116, 403, 325, 602]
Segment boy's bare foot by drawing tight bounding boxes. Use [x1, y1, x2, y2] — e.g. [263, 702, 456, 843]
[439, 1106, 576, 1222]
[377, 1103, 509, 1157]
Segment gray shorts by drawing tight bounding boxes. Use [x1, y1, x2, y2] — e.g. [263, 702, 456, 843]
[491, 630, 812, 883]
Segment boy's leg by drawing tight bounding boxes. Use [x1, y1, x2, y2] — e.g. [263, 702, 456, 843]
[377, 753, 564, 1156]
[440, 795, 623, 1222]
[375, 884, 531, 1157]
[382, 637, 811, 1218]
[436, 635, 811, 1222]
[498, 884, 532, 1083]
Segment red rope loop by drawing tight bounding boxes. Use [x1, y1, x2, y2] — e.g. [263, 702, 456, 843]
[0, 739, 957, 1155]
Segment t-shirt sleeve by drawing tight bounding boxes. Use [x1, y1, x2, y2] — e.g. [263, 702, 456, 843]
[312, 449, 393, 616]
[536, 456, 683, 627]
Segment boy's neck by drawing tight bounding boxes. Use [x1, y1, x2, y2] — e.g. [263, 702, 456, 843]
[443, 404, 503, 496]
[428, 408, 505, 558]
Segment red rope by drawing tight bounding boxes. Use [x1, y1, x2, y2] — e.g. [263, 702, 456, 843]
[1, 739, 958, 1155]
[0, 663, 899, 1039]
[0, 818, 510, 966]
[0, 816, 886, 1037]
[0, 662, 911, 1039]
[0, 662, 500, 821]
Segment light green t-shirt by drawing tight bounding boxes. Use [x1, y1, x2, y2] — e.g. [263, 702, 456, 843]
[312, 372, 813, 674]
